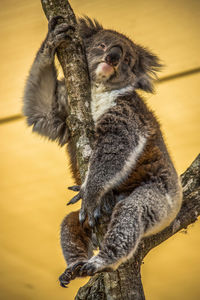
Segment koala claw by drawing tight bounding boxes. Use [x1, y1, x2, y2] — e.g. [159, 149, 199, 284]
[79, 204, 103, 228]
[67, 192, 81, 205]
[59, 261, 87, 287]
[59, 268, 72, 288]
[68, 185, 81, 191]
[47, 16, 76, 51]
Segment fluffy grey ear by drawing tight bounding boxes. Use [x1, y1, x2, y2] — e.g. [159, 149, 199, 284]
[133, 45, 162, 93]
[78, 16, 103, 40]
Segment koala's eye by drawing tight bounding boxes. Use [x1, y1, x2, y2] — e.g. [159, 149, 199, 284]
[124, 56, 130, 65]
[98, 43, 106, 49]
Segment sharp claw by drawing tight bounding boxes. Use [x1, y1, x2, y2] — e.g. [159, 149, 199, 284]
[79, 210, 86, 225]
[59, 269, 72, 288]
[60, 281, 68, 288]
[67, 192, 81, 205]
[68, 185, 81, 192]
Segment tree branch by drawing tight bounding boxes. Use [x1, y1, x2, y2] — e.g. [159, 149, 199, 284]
[40, 1, 200, 299]
[141, 154, 200, 256]
[41, 0, 94, 181]
[76, 155, 200, 299]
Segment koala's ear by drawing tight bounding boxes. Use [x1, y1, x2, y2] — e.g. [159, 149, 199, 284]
[133, 45, 163, 93]
[78, 16, 103, 40]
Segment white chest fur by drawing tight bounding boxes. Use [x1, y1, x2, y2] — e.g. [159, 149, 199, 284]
[91, 85, 134, 123]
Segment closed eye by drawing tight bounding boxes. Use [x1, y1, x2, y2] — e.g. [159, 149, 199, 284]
[124, 55, 131, 65]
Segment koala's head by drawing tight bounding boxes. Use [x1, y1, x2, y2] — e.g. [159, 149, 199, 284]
[78, 17, 162, 92]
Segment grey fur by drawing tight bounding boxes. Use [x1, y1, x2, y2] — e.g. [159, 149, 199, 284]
[23, 17, 182, 287]
[23, 18, 70, 146]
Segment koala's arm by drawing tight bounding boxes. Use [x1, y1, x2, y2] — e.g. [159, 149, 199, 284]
[79, 99, 148, 226]
[23, 17, 70, 146]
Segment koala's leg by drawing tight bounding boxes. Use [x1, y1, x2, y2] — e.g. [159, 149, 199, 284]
[59, 211, 94, 287]
[23, 17, 73, 145]
[76, 183, 180, 276]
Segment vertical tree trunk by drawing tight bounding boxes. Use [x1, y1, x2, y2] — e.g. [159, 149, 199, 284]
[41, 0, 94, 181]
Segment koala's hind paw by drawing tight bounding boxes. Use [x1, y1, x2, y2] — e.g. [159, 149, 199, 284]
[59, 261, 86, 287]
[71, 261, 86, 274]
[79, 261, 98, 276]
[59, 268, 72, 288]
[77, 256, 113, 277]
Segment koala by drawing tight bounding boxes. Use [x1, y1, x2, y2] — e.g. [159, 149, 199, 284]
[23, 16, 182, 287]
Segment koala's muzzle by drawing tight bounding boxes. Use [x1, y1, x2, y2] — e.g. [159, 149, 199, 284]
[105, 46, 122, 67]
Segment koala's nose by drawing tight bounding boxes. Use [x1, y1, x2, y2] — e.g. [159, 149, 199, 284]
[105, 46, 122, 67]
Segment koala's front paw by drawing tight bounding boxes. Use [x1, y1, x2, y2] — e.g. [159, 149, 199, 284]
[67, 185, 82, 205]
[79, 190, 116, 228]
[40, 15, 75, 61]
[79, 200, 97, 228]
[47, 16, 75, 49]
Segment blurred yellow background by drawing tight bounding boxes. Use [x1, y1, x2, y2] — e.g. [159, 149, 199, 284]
[0, 0, 200, 299]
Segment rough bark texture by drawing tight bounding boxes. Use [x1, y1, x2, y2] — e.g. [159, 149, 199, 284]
[40, 2, 200, 299]
[41, 0, 94, 180]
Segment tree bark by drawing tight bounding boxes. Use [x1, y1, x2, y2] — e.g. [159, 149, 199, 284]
[40, 1, 200, 299]
[41, 0, 94, 181]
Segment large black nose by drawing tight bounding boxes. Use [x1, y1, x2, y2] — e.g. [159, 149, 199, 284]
[105, 46, 122, 67]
